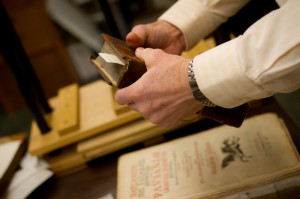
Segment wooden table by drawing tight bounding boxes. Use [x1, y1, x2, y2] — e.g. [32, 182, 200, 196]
[27, 97, 300, 199]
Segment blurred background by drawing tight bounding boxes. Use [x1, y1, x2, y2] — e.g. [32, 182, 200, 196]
[0, 0, 299, 137]
[0, 0, 176, 136]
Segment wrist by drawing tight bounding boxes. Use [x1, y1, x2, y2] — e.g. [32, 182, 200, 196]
[187, 59, 216, 107]
[158, 20, 186, 52]
[180, 58, 193, 94]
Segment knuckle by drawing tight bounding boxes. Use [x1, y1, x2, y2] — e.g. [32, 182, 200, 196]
[139, 105, 151, 117]
[148, 116, 161, 126]
[152, 48, 163, 56]
[147, 114, 175, 128]
[114, 92, 124, 104]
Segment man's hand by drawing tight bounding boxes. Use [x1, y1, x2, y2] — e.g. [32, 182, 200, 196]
[126, 20, 186, 55]
[115, 48, 203, 128]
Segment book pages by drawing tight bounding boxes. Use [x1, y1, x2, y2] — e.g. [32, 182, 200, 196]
[117, 113, 300, 199]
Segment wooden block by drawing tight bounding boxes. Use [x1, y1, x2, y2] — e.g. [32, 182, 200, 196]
[57, 83, 79, 135]
[82, 125, 171, 160]
[77, 119, 156, 154]
[28, 80, 142, 156]
[77, 119, 188, 160]
[44, 145, 86, 174]
[143, 135, 165, 147]
[111, 87, 131, 115]
[55, 165, 87, 177]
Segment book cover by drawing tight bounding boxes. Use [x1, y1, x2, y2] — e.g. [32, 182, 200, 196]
[117, 113, 300, 199]
[90, 34, 146, 89]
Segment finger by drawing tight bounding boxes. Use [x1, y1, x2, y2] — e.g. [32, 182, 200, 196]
[115, 88, 130, 105]
[126, 32, 143, 48]
[136, 48, 166, 70]
[115, 85, 137, 105]
[135, 47, 145, 60]
[135, 47, 154, 69]
[126, 25, 147, 48]
[127, 102, 137, 111]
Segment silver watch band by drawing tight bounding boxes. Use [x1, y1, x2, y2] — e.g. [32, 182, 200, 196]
[187, 59, 216, 107]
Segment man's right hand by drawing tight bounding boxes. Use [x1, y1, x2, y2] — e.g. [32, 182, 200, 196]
[126, 20, 186, 55]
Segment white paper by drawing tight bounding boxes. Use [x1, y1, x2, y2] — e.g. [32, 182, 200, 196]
[0, 140, 21, 178]
[98, 193, 114, 199]
[5, 169, 53, 199]
[3, 153, 53, 199]
[99, 53, 124, 65]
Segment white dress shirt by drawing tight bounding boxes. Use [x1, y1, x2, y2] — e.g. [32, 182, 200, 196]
[160, 0, 300, 108]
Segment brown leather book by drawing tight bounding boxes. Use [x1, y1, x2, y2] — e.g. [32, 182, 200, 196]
[90, 34, 146, 88]
[90, 34, 248, 127]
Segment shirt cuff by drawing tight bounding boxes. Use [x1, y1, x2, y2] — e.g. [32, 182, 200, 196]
[159, 0, 219, 50]
[193, 37, 271, 108]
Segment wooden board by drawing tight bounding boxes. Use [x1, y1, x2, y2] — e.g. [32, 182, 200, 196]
[81, 126, 170, 160]
[57, 83, 79, 135]
[77, 119, 189, 160]
[77, 119, 156, 153]
[111, 87, 131, 115]
[29, 80, 141, 156]
[44, 145, 86, 175]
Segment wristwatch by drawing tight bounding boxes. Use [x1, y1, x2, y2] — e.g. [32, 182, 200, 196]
[188, 59, 216, 107]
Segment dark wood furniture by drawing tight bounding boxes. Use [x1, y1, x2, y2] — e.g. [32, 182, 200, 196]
[0, 0, 78, 114]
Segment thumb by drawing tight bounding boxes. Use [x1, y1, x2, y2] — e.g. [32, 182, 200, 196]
[135, 47, 153, 68]
[126, 25, 147, 48]
[115, 85, 137, 105]
[136, 47, 163, 70]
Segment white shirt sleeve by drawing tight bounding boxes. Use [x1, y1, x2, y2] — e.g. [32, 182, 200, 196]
[160, 0, 300, 108]
[159, 0, 250, 50]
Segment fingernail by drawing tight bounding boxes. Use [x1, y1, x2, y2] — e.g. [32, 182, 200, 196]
[136, 47, 143, 51]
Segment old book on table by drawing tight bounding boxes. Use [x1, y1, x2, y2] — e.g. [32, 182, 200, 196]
[117, 113, 300, 199]
[90, 34, 146, 89]
[0, 133, 27, 195]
